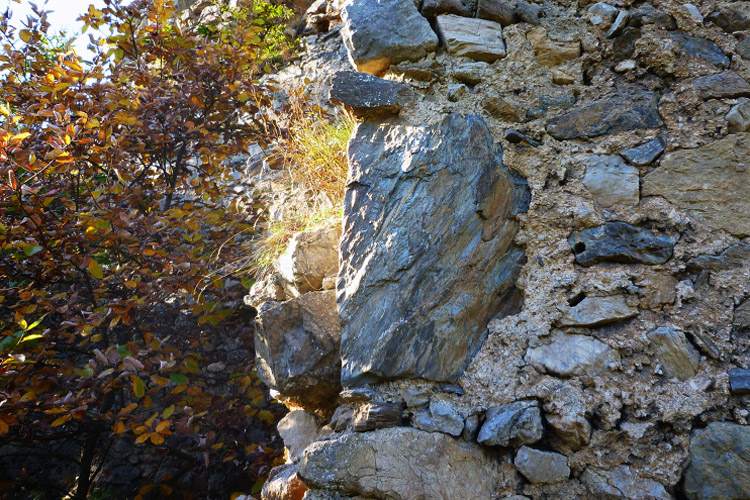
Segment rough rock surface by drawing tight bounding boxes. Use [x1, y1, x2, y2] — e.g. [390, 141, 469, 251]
[340, 0, 438, 75]
[557, 295, 639, 327]
[338, 113, 529, 386]
[684, 422, 750, 500]
[692, 71, 750, 100]
[582, 466, 674, 500]
[262, 464, 309, 500]
[546, 91, 662, 139]
[298, 427, 504, 500]
[255, 291, 341, 410]
[436, 15, 507, 62]
[514, 446, 570, 484]
[329, 71, 414, 118]
[526, 333, 621, 377]
[582, 155, 639, 208]
[278, 410, 327, 462]
[643, 134, 750, 237]
[477, 400, 543, 447]
[648, 327, 700, 381]
[569, 222, 678, 266]
[275, 226, 341, 297]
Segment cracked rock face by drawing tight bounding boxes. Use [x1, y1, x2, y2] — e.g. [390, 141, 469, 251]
[298, 427, 505, 500]
[338, 113, 529, 386]
[254, 290, 341, 411]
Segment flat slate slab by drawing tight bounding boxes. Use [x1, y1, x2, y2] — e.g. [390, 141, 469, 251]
[329, 71, 413, 118]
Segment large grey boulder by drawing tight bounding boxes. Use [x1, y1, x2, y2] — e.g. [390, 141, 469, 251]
[255, 290, 341, 410]
[643, 133, 750, 237]
[341, 0, 439, 75]
[298, 427, 503, 500]
[684, 422, 750, 500]
[338, 114, 529, 386]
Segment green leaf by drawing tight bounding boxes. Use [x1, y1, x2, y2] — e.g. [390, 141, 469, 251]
[22, 245, 43, 257]
[88, 259, 104, 279]
[170, 373, 188, 385]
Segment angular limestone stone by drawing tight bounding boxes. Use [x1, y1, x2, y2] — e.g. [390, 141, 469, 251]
[277, 410, 326, 462]
[526, 334, 620, 377]
[546, 91, 663, 139]
[339, 114, 529, 386]
[255, 290, 341, 410]
[527, 27, 580, 67]
[437, 14, 507, 62]
[582, 466, 673, 500]
[569, 222, 678, 266]
[514, 446, 570, 484]
[643, 133, 750, 237]
[648, 327, 700, 381]
[262, 464, 309, 500]
[298, 427, 504, 500]
[477, 400, 544, 447]
[687, 243, 750, 272]
[275, 226, 341, 298]
[329, 71, 414, 118]
[341, 0, 439, 75]
[726, 98, 750, 133]
[557, 295, 639, 327]
[582, 155, 639, 208]
[684, 422, 750, 500]
[693, 71, 750, 99]
[429, 400, 464, 436]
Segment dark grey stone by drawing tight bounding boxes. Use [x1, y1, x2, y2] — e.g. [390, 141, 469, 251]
[505, 129, 541, 146]
[627, 3, 676, 29]
[687, 243, 750, 272]
[339, 114, 529, 386]
[733, 300, 750, 331]
[670, 32, 729, 68]
[477, 400, 543, 447]
[329, 71, 413, 118]
[477, 0, 517, 26]
[606, 10, 628, 38]
[684, 422, 750, 500]
[569, 222, 678, 267]
[351, 402, 405, 432]
[707, 3, 750, 33]
[728, 368, 750, 395]
[516, 0, 544, 25]
[613, 27, 641, 60]
[693, 71, 750, 99]
[514, 446, 570, 484]
[620, 138, 665, 166]
[546, 91, 663, 140]
[421, 0, 473, 18]
[737, 38, 750, 60]
[255, 290, 341, 411]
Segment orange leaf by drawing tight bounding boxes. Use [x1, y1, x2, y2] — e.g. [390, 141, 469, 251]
[149, 432, 164, 445]
[151, 374, 170, 387]
[156, 420, 170, 433]
[113, 421, 127, 434]
[0, 419, 9, 435]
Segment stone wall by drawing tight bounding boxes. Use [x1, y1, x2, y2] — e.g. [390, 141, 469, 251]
[252, 0, 750, 499]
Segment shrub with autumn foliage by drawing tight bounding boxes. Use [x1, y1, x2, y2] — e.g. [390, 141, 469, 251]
[0, 0, 292, 498]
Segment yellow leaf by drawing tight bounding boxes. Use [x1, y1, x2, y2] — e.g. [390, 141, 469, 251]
[19, 30, 31, 43]
[149, 432, 164, 445]
[51, 414, 72, 427]
[114, 111, 138, 126]
[151, 374, 170, 387]
[131, 375, 146, 398]
[113, 421, 127, 434]
[156, 420, 170, 433]
[88, 259, 104, 279]
[118, 402, 138, 416]
[162, 405, 175, 419]
[135, 433, 149, 444]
